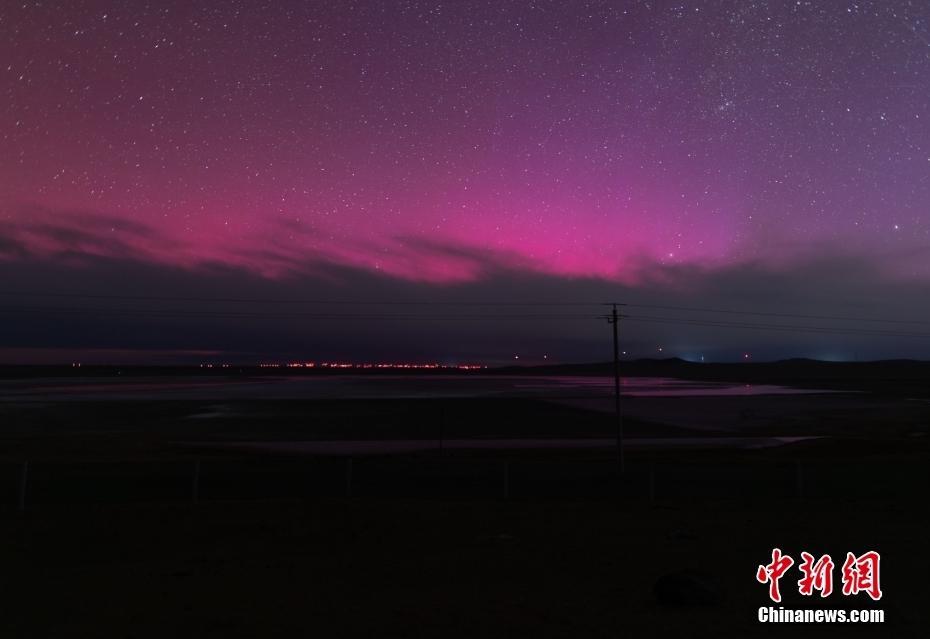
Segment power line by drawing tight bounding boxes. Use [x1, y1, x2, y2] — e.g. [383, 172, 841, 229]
[1, 291, 925, 327]
[1, 293, 929, 338]
[623, 303, 930, 326]
[2, 305, 930, 338]
[624, 315, 930, 339]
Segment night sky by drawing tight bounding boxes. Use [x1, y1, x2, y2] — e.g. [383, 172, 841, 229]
[2, 1, 930, 364]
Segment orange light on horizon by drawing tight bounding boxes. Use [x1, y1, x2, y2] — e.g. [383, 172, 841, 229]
[208, 361, 488, 370]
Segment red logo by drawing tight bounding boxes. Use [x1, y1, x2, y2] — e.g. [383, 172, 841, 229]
[841, 551, 882, 601]
[756, 548, 795, 603]
[798, 552, 834, 597]
[757, 549, 881, 601]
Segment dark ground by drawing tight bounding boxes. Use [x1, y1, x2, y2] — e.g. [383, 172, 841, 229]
[2, 494, 924, 638]
[1, 372, 928, 637]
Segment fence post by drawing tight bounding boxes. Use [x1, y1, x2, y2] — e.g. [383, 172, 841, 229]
[438, 406, 444, 457]
[191, 460, 201, 504]
[648, 464, 656, 503]
[18, 460, 29, 511]
[502, 461, 510, 499]
[345, 457, 354, 497]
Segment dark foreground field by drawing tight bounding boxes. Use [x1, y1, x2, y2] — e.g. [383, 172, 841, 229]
[2, 388, 929, 637]
[2, 495, 925, 638]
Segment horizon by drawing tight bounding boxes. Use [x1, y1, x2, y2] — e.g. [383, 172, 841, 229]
[3, 356, 929, 368]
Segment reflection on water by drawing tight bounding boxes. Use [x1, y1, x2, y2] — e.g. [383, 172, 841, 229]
[513, 376, 829, 397]
[0, 374, 838, 401]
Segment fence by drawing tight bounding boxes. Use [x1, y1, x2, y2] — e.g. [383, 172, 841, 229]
[4, 454, 924, 510]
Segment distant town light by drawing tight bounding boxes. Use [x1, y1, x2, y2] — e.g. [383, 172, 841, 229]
[245, 361, 487, 371]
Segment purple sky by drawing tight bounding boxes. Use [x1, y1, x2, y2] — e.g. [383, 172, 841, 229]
[2, 1, 930, 363]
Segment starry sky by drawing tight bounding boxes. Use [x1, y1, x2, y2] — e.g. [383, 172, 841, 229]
[2, 1, 930, 363]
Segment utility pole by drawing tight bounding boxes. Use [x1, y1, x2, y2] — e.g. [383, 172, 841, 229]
[607, 303, 625, 473]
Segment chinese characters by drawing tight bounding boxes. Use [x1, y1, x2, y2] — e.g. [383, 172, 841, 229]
[756, 549, 881, 602]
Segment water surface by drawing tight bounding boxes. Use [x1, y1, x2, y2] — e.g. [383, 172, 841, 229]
[0, 374, 836, 402]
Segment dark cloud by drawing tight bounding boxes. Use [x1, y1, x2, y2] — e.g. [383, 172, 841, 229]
[0, 204, 174, 264]
[1, 242, 928, 364]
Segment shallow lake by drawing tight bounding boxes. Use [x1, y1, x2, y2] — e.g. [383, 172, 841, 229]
[0, 374, 837, 401]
